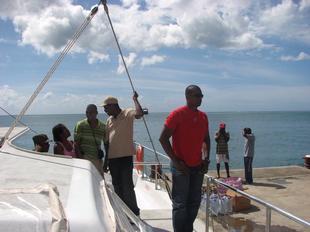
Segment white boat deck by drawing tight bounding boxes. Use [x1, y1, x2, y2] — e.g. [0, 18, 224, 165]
[0, 127, 116, 232]
[134, 173, 206, 231]
[0, 127, 208, 231]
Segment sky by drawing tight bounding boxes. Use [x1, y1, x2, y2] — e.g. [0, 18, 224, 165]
[0, 0, 310, 115]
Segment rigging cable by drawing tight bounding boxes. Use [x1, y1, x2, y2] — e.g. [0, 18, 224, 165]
[0, 106, 38, 134]
[3, 6, 99, 141]
[100, 0, 161, 165]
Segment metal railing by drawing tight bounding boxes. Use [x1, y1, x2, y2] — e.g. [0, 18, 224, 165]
[134, 142, 170, 190]
[204, 176, 310, 232]
[134, 142, 310, 232]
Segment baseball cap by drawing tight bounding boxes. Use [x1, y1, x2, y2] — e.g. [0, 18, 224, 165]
[32, 134, 49, 145]
[101, 96, 118, 106]
[219, 123, 226, 129]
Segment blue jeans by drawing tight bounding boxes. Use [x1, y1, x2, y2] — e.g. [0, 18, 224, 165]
[171, 163, 204, 232]
[244, 157, 253, 184]
[109, 156, 140, 215]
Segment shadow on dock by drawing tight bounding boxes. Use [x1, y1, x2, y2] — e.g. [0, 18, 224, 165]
[200, 166, 310, 232]
[211, 214, 300, 232]
[249, 181, 286, 189]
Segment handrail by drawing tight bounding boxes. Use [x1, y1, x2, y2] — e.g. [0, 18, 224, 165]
[134, 142, 170, 161]
[135, 141, 310, 231]
[205, 176, 310, 231]
[133, 161, 169, 166]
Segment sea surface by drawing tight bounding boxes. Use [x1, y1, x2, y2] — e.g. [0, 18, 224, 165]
[1, 111, 309, 170]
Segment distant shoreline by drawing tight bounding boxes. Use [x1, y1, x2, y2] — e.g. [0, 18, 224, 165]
[1, 110, 310, 116]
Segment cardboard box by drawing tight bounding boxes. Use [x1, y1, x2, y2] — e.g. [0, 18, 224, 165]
[226, 189, 251, 212]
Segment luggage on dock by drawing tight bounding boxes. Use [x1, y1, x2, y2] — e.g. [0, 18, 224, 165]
[217, 177, 243, 195]
[201, 193, 233, 216]
[226, 189, 251, 212]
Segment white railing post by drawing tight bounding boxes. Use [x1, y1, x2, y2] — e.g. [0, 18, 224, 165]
[266, 207, 271, 232]
[205, 177, 210, 232]
[155, 165, 159, 190]
[142, 162, 145, 178]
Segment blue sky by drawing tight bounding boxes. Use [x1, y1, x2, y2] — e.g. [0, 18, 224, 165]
[0, 0, 309, 115]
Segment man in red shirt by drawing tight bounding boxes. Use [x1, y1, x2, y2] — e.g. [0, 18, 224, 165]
[159, 85, 210, 232]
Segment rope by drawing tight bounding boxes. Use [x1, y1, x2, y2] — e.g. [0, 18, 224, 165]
[0, 106, 38, 134]
[3, 6, 99, 142]
[100, 1, 173, 199]
[100, 0, 161, 165]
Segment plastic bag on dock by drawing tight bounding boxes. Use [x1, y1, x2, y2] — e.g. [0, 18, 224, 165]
[219, 195, 232, 214]
[217, 177, 243, 195]
[207, 193, 232, 216]
[209, 193, 220, 215]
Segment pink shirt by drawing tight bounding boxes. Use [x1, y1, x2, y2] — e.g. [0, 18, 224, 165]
[58, 141, 77, 158]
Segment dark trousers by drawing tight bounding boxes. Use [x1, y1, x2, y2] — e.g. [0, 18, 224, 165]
[108, 156, 140, 216]
[171, 164, 204, 232]
[244, 157, 253, 184]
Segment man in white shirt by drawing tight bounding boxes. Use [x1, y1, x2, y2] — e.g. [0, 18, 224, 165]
[101, 91, 143, 216]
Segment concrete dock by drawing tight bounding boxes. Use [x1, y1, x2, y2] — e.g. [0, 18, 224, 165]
[201, 165, 310, 232]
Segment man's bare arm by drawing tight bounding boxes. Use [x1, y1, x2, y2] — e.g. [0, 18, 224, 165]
[133, 91, 143, 119]
[204, 131, 211, 161]
[159, 126, 188, 174]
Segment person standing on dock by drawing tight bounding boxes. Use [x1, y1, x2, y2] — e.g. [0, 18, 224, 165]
[243, 127, 255, 184]
[159, 85, 210, 232]
[74, 104, 106, 176]
[215, 122, 230, 178]
[101, 91, 143, 216]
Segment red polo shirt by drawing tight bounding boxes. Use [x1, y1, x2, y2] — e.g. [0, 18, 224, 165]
[165, 106, 209, 167]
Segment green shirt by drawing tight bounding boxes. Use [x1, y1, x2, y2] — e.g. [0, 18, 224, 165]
[74, 118, 106, 160]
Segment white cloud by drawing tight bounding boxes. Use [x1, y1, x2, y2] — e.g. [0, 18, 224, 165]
[259, 0, 310, 44]
[1, 0, 309, 65]
[281, 52, 310, 61]
[206, 85, 310, 112]
[0, 86, 107, 114]
[0, 85, 26, 114]
[0, 85, 19, 104]
[0, 85, 99, 115]
[42, 91, 53, 100]
[121, 0, 139, 7]
[141, 55, 166, 66]
[0, 0, 70, 19]
[27, 93, 100, 114]
[0, 0, 277, 59]
[13, 3, 87, 56]
[0, 38, 7, 43]
[2, 78, 310, 114]
[117, 52, 137, 74]
[87, 51, 110, 64]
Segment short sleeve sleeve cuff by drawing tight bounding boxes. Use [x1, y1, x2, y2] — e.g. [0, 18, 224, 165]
[165, 110, 179, 130]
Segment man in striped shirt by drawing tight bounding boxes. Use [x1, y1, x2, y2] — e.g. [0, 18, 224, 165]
[74, 104, 106, 176]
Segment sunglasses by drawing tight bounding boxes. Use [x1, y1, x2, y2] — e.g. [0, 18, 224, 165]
[191, 93, 204, 98]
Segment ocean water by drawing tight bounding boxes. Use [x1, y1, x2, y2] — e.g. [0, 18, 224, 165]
[1, 111, 309, 170]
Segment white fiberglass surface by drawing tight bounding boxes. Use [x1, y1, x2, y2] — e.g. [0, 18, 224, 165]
[134, 173, 172, 211]
[0, 193, 51, 232]
[0, 128, 116, 232]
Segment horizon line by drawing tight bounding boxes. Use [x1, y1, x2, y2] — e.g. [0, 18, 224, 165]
[1, 110, 310, 116]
